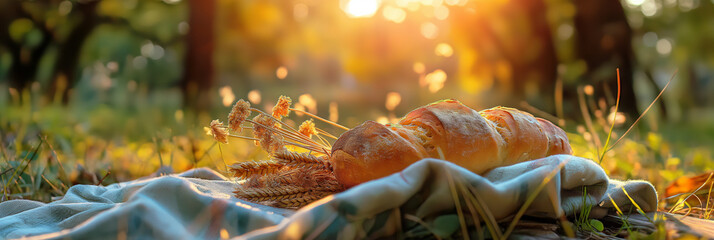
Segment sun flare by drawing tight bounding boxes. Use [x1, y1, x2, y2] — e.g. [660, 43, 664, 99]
[344, 0, 380, 18]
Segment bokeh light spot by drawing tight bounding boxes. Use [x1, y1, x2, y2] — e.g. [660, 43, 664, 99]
[425, 69, 447, 93]
[584, 85, 594, 96]
[557, 24, 574, 40]
[627, 0, 646, 6]
[382, 6, 407, 23]
[248, 90, 262, 104]
[656, 38, 672, 55]
[219, 86, 235, 107]
[58, 1, 73, 16]
[329, 101, 339, 122]
[608, 111, 626, 126]
[276, 66, 288, 79]
[435, 43, 453, 57]
[421, 22, 438, 39]
[642, 32, 658, 47]
[434, 5, 449, 20]
[344, 0, 380, 18]
[299, 94, 317, 114]
[294, 3, 309, 21]
[413, 62, 425, 74]
[385, 92, 401, 111]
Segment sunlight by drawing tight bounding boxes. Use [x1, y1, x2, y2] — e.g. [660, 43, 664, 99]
[385, 92, 402, 111]
[344, 0, 380, 18]
[219, 86, 235, 107]
[247, 89, 261, 104]
[299, 94, 318, 114]
[421, 22, 438, 39]
[425, 69, 447, 93]
[276, 66, 288, 79]
[413, 62, 425, 74]
[382, 6, 407, 23]
[435, 43, 453, 57]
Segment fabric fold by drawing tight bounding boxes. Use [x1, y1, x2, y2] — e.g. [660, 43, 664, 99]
[0, 156, 658, 240]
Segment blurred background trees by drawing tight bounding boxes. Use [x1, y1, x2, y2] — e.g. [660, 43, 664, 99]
[1, 0, 713, 127]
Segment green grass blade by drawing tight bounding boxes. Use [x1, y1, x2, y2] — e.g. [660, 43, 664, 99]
[502, 158, 569, 239]
[445, 169, 470, 240]
[668, 172, 712, 214]
[599, 68, 621, 164]
[607, 69, 678, 152]
[620, 187, 652, 222]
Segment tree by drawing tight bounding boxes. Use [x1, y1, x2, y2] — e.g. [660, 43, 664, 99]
[181, 0, 216, 110]
[450, 0, 558, 111]
[572, 0, 639, 119]
[0, 1, 54, 93]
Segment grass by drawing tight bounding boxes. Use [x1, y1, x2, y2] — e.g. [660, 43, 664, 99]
[1, 71, 714, 238]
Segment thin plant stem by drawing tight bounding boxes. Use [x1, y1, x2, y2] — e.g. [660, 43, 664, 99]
[316, 128, 338, 140]
[404, 214, 443, 240]
[445, 169, 470, 240]
[249, 108, 302, 134]
[228, 134, 260, 141]
[502, 158, 570, 239]
[218, 143, 228, 173]
[315, 134, 332, 149]
[290, 108, 350, 131]
[600, 68, 621, 164]
[669, 173, 713, 214]
[247, 120, 329, 153]
[578, 87, 602, 159]
[607, 69, 678, 152]
[247, 119, 325, 149]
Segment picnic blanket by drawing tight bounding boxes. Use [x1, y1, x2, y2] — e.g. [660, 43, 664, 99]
[0, 155, 657, 239]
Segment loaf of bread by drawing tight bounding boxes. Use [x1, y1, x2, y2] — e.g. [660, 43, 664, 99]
[330, 99, 572, 188]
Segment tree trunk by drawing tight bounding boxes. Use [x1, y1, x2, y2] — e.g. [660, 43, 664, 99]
[0, 1, 51, 95]
[48, 0, 100, 103]
[573, 0, 639, 119]
[451, 0, 558, 111]
[182, 0, 216, 110]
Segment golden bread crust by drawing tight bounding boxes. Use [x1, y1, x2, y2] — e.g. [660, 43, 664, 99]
[331, 121, 427, 187]
[329, 100, 572, 188]
[401, 100, 504, 173]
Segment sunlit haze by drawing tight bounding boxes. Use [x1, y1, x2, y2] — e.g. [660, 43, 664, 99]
[344, 0, 380, 18]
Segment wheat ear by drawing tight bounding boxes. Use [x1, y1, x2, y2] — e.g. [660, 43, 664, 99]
[229, 161, 283, 179]
[273, 151, 333, 171]
[271, 191, 334, 208]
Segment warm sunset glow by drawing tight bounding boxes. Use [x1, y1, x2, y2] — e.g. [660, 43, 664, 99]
[276, 66, 288, 79]
[608, 111, 626, 126]
[345, 0, 380, 18]
[421, 22, 438, 39]
[584, 85, 594, 95]
[382, 6, 407, 23]
[219, 86, 235, 107]
[299, 94, 317, 114]
[434, 5, 449, 20]
[435, 43, 453, 57]
[329, 101, 339, 122]
[385, 92, 401, 111]
[424, 69, 447, 93]
[413, 62, 425, 74]
[247, 89, 261, 104]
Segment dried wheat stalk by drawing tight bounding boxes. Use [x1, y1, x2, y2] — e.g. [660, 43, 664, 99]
[234, 165, 344, 208]
[272, 191, 333, 208]
[235, 185, 310, 200]
[273, 151, 333, 171]
[216, 96, 350, 209]
[229, 161, 282, 179]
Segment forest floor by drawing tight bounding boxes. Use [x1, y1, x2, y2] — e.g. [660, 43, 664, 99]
[2, 96, 714, 239]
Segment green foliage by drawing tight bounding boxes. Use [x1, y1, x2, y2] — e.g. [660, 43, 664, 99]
[431, 214, 460, 238]
[574, 187, 603, 233]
